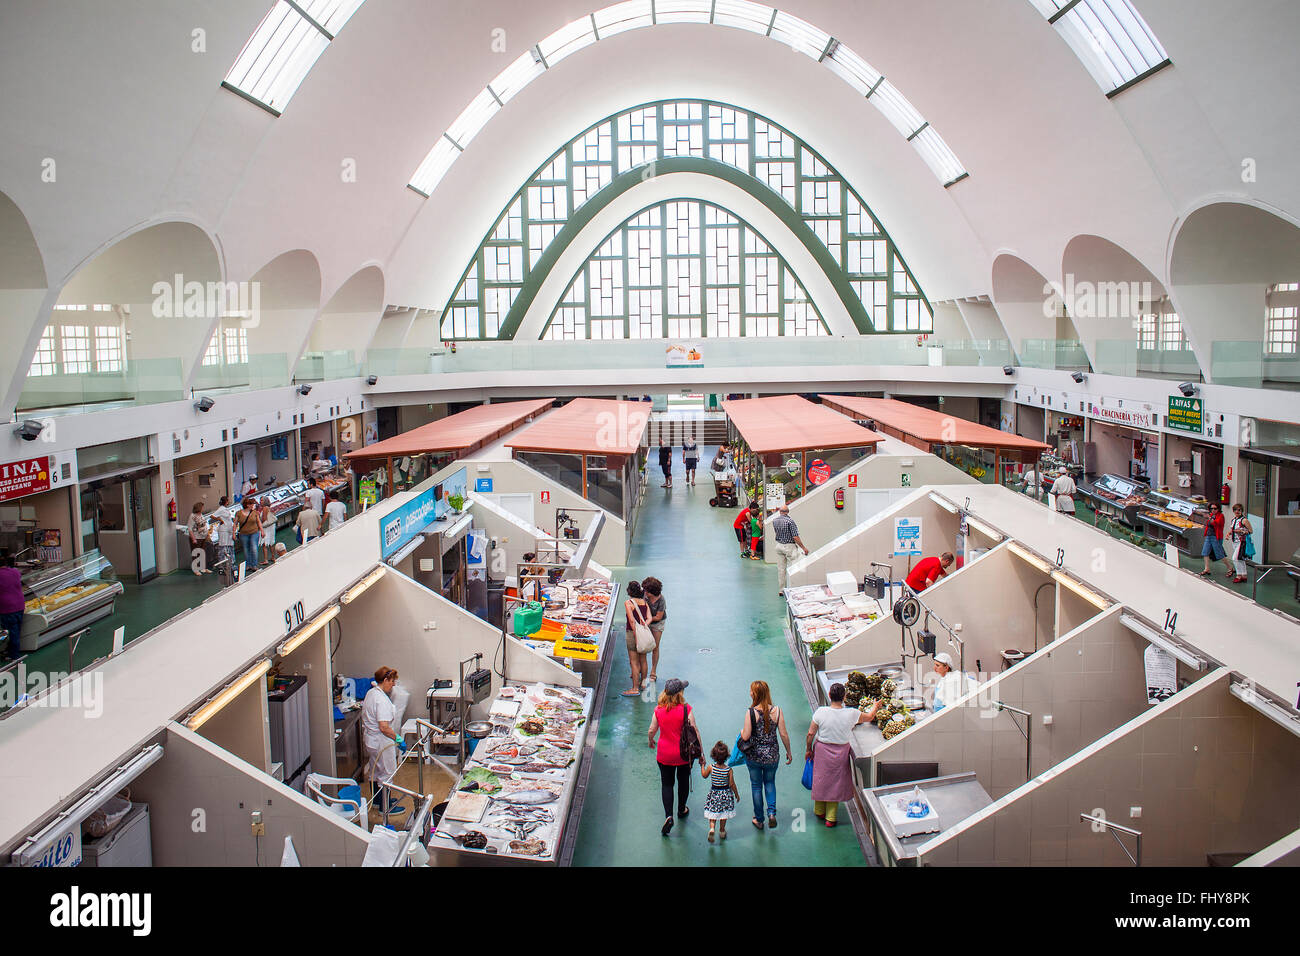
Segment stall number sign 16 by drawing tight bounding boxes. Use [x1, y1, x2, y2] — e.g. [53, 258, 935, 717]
[285, 600, 306, 634]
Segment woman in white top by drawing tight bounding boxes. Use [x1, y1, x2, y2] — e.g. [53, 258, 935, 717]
[805, 683, 880, 827]
[361, 666, 405, 814]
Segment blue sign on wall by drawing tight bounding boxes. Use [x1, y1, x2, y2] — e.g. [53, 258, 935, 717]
[475, 477, 493, 493]
[380, 466, 467, 559]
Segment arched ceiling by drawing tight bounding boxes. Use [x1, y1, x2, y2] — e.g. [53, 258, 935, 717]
[0, 0, 1298, 396]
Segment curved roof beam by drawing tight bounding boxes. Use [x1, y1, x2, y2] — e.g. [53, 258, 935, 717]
[407, 1, 967, 197]
[537, 197, 834, 340]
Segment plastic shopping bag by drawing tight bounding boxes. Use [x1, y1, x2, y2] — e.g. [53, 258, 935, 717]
[801, 755, 814, 791]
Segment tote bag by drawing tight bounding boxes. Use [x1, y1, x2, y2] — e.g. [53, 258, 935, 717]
[629, 601, 656, 654]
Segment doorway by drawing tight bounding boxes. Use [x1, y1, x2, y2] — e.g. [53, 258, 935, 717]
[79, 467, 159, 582]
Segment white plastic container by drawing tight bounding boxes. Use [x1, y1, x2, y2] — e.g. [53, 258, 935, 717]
[825, 571, 857, 596]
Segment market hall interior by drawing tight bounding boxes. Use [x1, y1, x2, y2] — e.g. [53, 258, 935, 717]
[1, 0, 1299, 872]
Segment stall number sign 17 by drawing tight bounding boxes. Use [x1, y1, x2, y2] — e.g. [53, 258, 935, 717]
[285, 600, 305, 634]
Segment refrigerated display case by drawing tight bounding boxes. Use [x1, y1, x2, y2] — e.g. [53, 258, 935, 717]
[1137, 490, 1209, 555]
[1079, 474, 1149, 526]
[19, 550, 123, 651]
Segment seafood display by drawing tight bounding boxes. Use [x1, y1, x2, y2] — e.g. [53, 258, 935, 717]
[436, 680, 594, 862]
[784, 584, 883, 648]
[515, 578, 617, 661]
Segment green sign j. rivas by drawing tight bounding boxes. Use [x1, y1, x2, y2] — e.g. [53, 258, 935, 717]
[1168, 396, 1204, 434]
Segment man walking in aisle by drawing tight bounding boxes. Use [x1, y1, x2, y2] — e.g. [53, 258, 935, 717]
[772, 505, 809, 596]
[658, 438, 673, 489]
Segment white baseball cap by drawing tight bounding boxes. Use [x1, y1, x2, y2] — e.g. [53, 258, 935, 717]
[934, 652, 955, 668]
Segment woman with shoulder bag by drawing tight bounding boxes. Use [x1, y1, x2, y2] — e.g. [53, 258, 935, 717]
[738, 679, 792, 831]
[1228, 503, 1255, 584]
[647, 678, 705, 836]
[622, 580, 655, 698]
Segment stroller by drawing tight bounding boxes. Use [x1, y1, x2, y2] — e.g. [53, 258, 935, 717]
[709, 469, 738, 508]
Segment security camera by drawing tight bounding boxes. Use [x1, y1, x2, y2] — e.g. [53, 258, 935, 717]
[1002, 365, 1015, 376]
[297, 384, 312, 396]
[194, 396, 216, 413]
[1178, 382, 1197, 398]
[13, 420, 43, 441]
[366, 375, 378, 386]
[1070, 371, 1086, 384]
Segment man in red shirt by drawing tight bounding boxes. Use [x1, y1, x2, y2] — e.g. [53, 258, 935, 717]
[905, 552, 954, 592]
[733, 505, 754, 558]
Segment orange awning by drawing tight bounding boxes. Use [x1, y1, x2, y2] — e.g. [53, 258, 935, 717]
[506, 398, 650, 457]
[343, 399, 553, 471]
[722, 395, 883, 455]
[819, 395, 1050, 453]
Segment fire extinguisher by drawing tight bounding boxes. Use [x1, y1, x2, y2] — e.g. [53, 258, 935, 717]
[834, 487, 844, 510]
[1220, 482, 1230, 506]
[167, 498, 177, 522]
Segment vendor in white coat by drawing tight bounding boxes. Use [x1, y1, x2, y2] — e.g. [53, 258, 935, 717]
[931, 652, 970, 712]
[1049, 469, 1077, 515]
[362, 666, 406, 813]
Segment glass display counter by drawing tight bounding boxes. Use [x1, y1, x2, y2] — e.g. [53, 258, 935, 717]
[1137, 490, 1209, 554]
[1079, 473, 1149, 526]
[19, 549, 123, 651]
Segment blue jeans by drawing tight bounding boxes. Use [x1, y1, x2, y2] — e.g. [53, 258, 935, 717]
[0, 611, 22, 658]
[239, 533, 260, 574]
[746, 759, 778, 820]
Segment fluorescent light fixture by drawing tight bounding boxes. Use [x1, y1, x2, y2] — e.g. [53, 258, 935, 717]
[444, 512, 474, 539]
[1052, 570, 1110, 609]
[1007, 541, 1053, 574]
[929, 494, 958, 513]
[964, 516, 1002, 541]
[1228, 682, 1300, 739]
[1119, 613, 1206, 670]
[340, 566, 387, 605]
[186, 659, 272, 730]
[277, 604, 341, 657]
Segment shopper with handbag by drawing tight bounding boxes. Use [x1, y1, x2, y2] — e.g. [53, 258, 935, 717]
[1228, 503, 1255, 583]
[737, 680, 792, 831]
[622, 580, 655, 698]
[647, 678, 705, 836]
[805, 682, 879, 827]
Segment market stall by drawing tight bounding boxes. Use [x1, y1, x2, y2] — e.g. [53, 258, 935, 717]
[1135, 488, 1210, 554]
[19, 550, 124, 651]
[1077, 473, 1149, 526]
[345, 399, 552, 502]
[505, 398, 650, 528]
[722, 395, 882, 508]
[431, 680, 593, 864]
[1088, 418, 1159, 485]
[231, 429, 298, 500]
[1047, 411, 1087, 471]
[510, 576, 619, 673]
[819, 395, 1050, 487]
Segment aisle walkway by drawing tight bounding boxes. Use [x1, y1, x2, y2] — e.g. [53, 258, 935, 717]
[572, 449, 865, 866]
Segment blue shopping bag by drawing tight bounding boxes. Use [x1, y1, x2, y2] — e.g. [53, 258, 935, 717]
[801, 755, 814, 790]
[727, 734, 748, 767]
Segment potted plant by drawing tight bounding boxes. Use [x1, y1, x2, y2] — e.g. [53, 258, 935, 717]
[447, 491, 465, 514]
[808, 638, 833, 672]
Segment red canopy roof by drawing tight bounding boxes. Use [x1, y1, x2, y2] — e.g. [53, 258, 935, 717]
[343, 399, 552, 470]
[507, 398, 650, 457]
[819, 395, 1050, 453]
[723, 395, 883, 455]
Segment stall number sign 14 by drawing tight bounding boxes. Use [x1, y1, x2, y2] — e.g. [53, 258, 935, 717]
[285, 600, 305, 634]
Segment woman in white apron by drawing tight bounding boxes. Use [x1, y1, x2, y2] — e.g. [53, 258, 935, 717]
[362, 666, 404, 813]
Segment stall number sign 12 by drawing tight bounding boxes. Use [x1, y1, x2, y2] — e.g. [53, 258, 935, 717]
[285, 600, 305, 634]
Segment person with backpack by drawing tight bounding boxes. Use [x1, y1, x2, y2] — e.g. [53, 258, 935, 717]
[737, 680, 792, 831]
[647, 678, 705, 836]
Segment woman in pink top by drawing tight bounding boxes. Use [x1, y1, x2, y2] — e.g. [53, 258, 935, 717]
[647, 678, 705, 836]
[0, 552, 26, 661]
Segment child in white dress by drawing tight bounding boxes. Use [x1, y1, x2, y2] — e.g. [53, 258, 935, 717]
[701, 741, 739, 842]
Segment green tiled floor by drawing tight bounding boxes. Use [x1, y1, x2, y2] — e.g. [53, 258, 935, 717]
[572, 449, 865, 866]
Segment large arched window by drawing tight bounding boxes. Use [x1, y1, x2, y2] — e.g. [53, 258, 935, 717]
[541, 200, 828, 340]
[441, 100, 932, 340]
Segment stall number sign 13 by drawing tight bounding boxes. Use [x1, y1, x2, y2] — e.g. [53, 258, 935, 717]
[285, 600, 306, 634]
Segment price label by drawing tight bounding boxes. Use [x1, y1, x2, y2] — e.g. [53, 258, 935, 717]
[553, 637, 599, 661]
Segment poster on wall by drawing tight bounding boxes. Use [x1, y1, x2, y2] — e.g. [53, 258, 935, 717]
[806, 458, 832, 486]
[893, 516, 922, 556]
[362, 409, 379, 446]
[665, 343, 703, 368]
[359, 476, 378, 507]
[765, 482, 786, 510]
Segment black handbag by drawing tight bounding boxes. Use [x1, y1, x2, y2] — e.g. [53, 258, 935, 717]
[735, 707, 757, 756]
[678, 704, 703, 764]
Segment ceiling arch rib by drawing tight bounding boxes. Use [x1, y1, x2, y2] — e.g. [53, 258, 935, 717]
[439, 100, 933, 342]
[0, 190, 50, 412]
[540, 198, 830, 341]
[407, 1, 967, 198]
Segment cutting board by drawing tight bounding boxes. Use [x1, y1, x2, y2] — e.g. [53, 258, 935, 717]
[444, 791, 489, 823]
